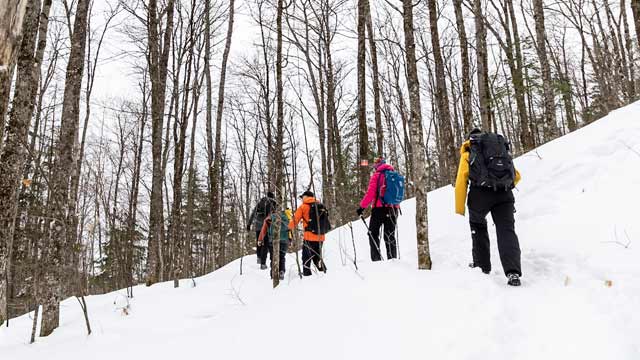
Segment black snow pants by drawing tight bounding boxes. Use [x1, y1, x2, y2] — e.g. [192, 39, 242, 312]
[302, 240, 326, 276]
[468, 186, 522, 277]
[257, 231, 271, 265]
[269, 240, 288, 273]
[368, 207, 398, 261]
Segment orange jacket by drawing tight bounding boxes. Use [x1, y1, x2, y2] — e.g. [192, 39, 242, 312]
[288, 197, 325, 242]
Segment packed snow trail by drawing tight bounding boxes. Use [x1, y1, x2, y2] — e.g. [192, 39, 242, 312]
[2, 102, 640, 359]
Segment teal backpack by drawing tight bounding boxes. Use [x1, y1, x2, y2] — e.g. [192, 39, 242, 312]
[268, 212, 290, 242]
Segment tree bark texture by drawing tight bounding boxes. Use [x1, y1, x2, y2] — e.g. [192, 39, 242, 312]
[0, 0, 41, 326]
[41, 0, 90, 337]
[402, 0, 431, 270]
[146, 0, 175, 286]
[532, 0, 558, 141]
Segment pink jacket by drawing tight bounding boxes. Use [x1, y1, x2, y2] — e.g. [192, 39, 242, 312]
[359, 163, 399, 209]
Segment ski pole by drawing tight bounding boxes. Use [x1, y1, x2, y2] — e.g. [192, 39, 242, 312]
[348, 221, 358, 270]
[360, 215, 385, 261]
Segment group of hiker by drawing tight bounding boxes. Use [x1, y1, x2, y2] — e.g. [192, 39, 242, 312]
[248, 128, 524, 286]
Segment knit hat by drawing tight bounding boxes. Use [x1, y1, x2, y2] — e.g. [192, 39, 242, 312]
[373, 157, 386, 169]
[299, 190, 314, 199]
[468, 128, 482, 139]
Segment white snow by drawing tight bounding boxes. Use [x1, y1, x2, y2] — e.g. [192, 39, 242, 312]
[2, 102, 640, 359]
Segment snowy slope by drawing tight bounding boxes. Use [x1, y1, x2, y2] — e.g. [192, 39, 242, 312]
[2, 102, 640, 359]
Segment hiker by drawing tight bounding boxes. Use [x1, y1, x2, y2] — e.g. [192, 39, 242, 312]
[357, 157, 402, 261]
[288, 191, 331, 276]
[247, 191, 276, 269]
[258, 209, 293, 280]
[455, 128, 523, 286]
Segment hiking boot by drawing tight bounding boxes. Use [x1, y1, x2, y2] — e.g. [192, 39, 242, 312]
[507, 273, 521, 287]
[260, 264, 268, 270]
[469, 262, 490, 274]
[279, 271, 285, 280]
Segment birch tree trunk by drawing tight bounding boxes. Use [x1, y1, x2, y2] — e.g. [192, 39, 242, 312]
[41, 0, 90, 337]
[403, 0, 431, 270]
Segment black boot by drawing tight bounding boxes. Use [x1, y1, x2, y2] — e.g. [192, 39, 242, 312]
[507, 273, 521, 286]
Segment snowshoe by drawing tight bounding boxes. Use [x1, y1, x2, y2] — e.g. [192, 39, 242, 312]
[507, 273, 521, 287]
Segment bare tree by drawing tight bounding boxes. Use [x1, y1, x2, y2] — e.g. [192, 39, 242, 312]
[532, 0, 558, 141]
[403, 0, 431, 269]
[146, 0, 175, 286]
[41, 0, 91, 337]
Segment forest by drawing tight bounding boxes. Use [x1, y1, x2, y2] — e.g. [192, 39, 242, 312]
[1, 0, 638, 338]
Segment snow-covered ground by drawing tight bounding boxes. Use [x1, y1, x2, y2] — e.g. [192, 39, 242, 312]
[3, 102, 640, 359]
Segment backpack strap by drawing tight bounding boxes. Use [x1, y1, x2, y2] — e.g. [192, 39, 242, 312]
[374, 170, 386, 207]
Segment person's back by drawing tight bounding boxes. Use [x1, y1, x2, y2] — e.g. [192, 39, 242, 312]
[455, 129, 523, 286]
[259, 210, 291, 280]
[248, 192, 276, 269]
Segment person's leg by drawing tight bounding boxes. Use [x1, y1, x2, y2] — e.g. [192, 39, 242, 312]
[382, 208, 398, 259]
[368, 208, 384, 261]
[256, 231, 263, 264]
[279, 240, 288, 273]
[302, 240, 313, 276]
[468, 188, 491, 273]
[313, 241, 326, 272]
[491, 193, 522, 277]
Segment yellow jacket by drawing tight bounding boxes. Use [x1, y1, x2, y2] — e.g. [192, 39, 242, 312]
[454, 140, 521, 215]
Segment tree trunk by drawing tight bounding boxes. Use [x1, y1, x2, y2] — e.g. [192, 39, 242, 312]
[357, 0, 369, 192]
[211, 0, 234, 269]
[146, 0, 175, 286]
[0, 0, 28, 71]
[0, 0, 42, 326]
[272, 0, 284, 288]
[532, 0, 557, 142]
[402, 0, 431, 270]
[452, 0, 473, 136]
[474, 0, 492, 130]
[41, 0, 90, 337]
[364, 0, 384, 156]
[427, 0, 456, 184]
[632, 0, 640, 50]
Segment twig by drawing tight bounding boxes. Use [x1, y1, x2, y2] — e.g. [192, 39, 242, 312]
[229, 275, 246, 306]
[619, 140, 640, 158]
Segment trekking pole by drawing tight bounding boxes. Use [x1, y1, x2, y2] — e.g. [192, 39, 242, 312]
[360, 215, 385, 261]
[395, 207, 401, 260]
[348, 221, 358, 270]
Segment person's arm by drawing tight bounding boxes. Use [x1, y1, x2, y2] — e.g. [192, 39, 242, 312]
[514, 169, 522, 186]
[288, 206, 303, 230]
[359, 173, 379, 209]
[455, 151, 470, 216]
[247, 205, 257, 230]
[258, 217, 270, 244]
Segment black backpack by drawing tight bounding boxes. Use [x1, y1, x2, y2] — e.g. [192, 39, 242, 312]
[468, 132, 516, 190]
[305, 202, 332, 235]
[256, 197, 275, 220]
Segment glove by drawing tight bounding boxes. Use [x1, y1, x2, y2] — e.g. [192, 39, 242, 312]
[246, 225, 251, 231]
[356, 207, 365, 216]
